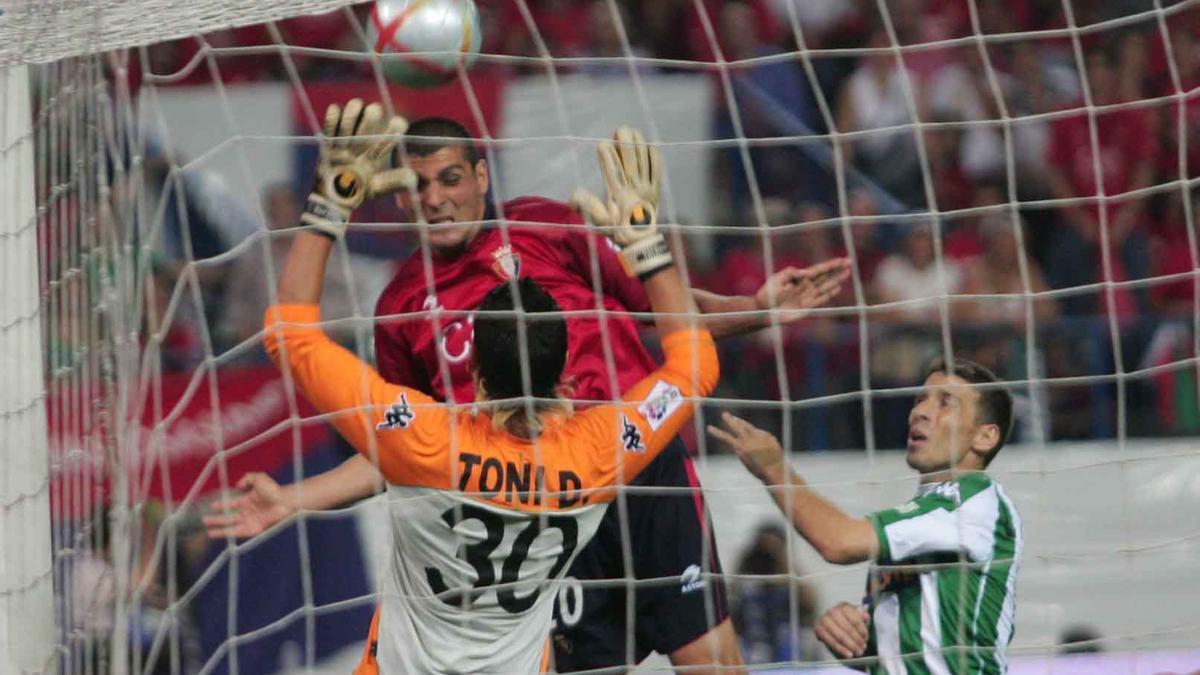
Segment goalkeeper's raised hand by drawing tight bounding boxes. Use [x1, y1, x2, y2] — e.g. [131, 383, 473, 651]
[570, 126, 671, 279]
[301, 98, 415, 238]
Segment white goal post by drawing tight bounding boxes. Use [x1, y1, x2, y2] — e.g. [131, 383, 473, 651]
[1, 63, 56, 675]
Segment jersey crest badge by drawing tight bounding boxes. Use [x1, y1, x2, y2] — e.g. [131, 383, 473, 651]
[491, 244, 522, 280]
[637, 380, 683, 431]
[620, 415, 646, 453]
[377, 392, 416, 430]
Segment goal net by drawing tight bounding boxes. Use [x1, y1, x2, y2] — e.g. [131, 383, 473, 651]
[2, 0, 1199, 673]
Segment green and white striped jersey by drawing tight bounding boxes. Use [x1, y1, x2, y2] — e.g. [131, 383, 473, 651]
[862, 472, 1022, 675]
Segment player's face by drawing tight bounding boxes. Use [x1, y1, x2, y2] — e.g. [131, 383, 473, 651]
[905, 372, 983, 474]
[396, 147, 489, 255]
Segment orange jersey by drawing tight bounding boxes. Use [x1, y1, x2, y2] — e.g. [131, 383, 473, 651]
[264, 304, 718, 673]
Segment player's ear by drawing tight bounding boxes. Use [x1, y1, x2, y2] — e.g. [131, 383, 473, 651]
[474, 158, 489, 195]
[970, 423, 1000, 462]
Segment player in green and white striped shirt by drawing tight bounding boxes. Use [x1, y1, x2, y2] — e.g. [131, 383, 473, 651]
[709, 358, 1021, 674]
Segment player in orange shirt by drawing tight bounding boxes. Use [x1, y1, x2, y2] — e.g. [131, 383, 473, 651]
[261, 101, 719, 673]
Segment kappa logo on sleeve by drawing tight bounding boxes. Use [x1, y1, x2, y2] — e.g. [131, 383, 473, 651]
[637, 380, 683, 431]
[377, 393, 416, 430]
[620, 415, 646, 453]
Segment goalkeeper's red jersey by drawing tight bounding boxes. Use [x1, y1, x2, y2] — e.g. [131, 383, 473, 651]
[374, 196, 658, 405]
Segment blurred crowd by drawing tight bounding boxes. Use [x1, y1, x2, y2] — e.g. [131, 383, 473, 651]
[107, 0, 1199, 453]
[35, 3, 1200, 670]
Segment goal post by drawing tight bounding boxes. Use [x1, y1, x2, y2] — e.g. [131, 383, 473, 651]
[0, 62, 56, 675]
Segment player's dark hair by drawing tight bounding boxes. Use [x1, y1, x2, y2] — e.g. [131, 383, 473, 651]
[925, 357, 1015, 464]
[403, 116, 481, 166]
[473, 278, 569, 438]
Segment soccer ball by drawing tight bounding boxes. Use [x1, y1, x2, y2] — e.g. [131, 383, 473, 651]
[367, 0, 482, 88]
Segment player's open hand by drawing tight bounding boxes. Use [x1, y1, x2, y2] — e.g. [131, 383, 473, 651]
[707, 412, 787, 485]
[570, 127, 673, 279]
[570, 126, 662, 234]
[815, 602, 872, 660]
[202, 472, 296, 540]
[756, 257, 851, 323]
[302, 98, 415, 238]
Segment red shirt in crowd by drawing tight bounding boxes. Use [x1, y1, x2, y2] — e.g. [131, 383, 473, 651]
[1047, 105, 1159, 216]
[374, 197, 656, 405]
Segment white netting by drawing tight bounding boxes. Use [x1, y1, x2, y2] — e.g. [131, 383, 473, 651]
[2, 0, 1199, 673]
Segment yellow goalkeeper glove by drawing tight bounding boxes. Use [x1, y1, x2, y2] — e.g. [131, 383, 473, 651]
[570, 126, 671, 279]
[301, 98, 415, 238]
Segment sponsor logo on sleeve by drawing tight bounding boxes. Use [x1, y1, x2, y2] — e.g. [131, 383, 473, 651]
[637, 380, 683, 431]
[680, 564, 707, 593]
[620, 415, 646, 453]
[377, 393, 416, 430]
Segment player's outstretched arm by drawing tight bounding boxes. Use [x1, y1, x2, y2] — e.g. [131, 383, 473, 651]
[708, 412, 877, 564]
[203, 455, 382, 539]
[690, 257, 851, 339]
[572, 133, 719, 479]
[209, 100, 408, 539]
[572, 125, 850, 338]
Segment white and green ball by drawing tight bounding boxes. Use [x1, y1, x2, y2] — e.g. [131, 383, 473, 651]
[367, 0, 482, 88]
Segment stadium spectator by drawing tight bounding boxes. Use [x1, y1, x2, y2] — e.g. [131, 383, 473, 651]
[1153, 24, 1200, 184]
[713, 0, 822, 210]
[146, 260, 205, 373]
[834, 29, 925, 205]
[1000, 42, 1059, 196]
[1043, 47, 1157, 317]
[922, 113, 977, 214]
[941, 183, 1004, 260]
[576, 1, 655, 77]
[279, 8, 361, 81]
[763, 0, 858, 49]
[870, 221, 965, 443]
[496, 0, 592, 69]
[1117, 31, 1152, 103]
[1142, 193, 1200, 433]
[958, 213, 1058, 329]
[872, 220, 964, 325]
[685, 0, 779, 64]
[843, 188, 891, 286]
[731, 523, 820, 664]
[923, 48, 1005, 185]
[953, 213, 1058, 394]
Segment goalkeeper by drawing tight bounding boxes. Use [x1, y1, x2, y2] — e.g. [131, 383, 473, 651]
[206, 108, 850, 669]
[257, 99, 718, 672]
[709, 359, 1021, 673]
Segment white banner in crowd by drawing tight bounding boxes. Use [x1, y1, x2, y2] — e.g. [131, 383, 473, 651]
[495, 74, 713, 237]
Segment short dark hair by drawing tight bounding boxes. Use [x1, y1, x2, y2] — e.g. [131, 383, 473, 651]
[473, 278, 568, 401]
[925, 357, 1015, 462]
[403, 116, 481, 166]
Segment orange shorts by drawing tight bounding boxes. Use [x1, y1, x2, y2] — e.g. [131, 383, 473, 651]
[352, 606, 381, 675]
